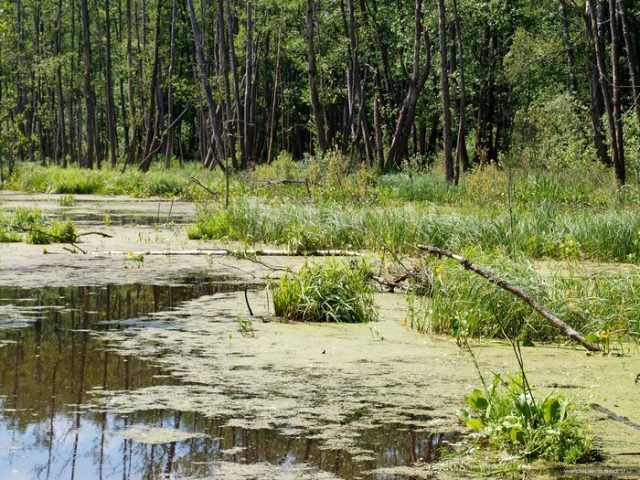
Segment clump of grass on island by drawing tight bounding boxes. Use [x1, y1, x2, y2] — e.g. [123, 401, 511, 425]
[270, 260, 377, 323]
[0, 207, 78, 245]
[406, 250, 640, 344]
[458, 373, 595, 464]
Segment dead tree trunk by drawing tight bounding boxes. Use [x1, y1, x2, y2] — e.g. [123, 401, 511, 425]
[186, 0, 226, 170]
[306, 0, 328, 154]
[386, 0, 431, 170]
[417, 245, 600, 352]
[452, 0, 469, 175]
[438, 0, 454, 183]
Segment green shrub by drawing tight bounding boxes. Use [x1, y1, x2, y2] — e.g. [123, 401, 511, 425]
[271, 260, 377, 323]
[48, 220, 78, 242]
[0, 213, 21, 243]
[11, 206, 43, 229]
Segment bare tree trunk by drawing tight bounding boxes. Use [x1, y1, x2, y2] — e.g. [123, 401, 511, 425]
[452, 0, 469, 175]
[105, 0, 119, 167]
[244, 0, 255, 164]
[217, 0, 237, 169]
[186, 0, 226, 169]
[559, 0, 578, 94]
[586, 0, 624, 183]
[618, 0, 640, 126]
[386, 0, 430, 170]
[165, 0, 177, 169]
[226, 0, 244, 165]
[80, 0, 96, 168]
[583, 9, 611, 166]
[438, 0, 454, 182]
[306, 0, 328, 154]
[267, 30, 282, 164]
[125, 0, 137, 168]
[346, 0, 373, 166]
[608, 0, 626, 184]
[54, 0, 67, 167]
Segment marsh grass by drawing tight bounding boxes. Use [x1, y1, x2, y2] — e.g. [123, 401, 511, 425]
[270, 260, 377, 323]
[407, 251, 640, 341]
[9, 153, 639, 208]
[189, 199, 640, 263]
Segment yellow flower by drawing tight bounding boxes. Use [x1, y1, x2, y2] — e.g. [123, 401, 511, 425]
[600, 331, 610, 340]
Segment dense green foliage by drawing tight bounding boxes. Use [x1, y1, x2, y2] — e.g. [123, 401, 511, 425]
[271, 260, 377, 323]
[0, 0, 638, 185]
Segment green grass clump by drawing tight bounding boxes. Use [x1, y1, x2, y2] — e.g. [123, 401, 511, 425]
[271, 260, 377, 323]
[407, 251, 640, 341]
[0, 213, 21, 242]
[0, 207, 79, 245]
[459, 374, 593, 463]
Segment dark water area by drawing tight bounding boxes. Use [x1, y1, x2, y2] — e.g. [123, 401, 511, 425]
[0, 278, 456, 479]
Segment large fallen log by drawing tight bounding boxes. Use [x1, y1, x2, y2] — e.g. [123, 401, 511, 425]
[416, 244, 600, 352]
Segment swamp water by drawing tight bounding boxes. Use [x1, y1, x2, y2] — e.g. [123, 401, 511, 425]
[0, 277, 457, 480]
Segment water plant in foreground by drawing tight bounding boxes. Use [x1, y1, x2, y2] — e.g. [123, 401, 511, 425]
[458, 373, 594, 463]
[270, 260, 377, 323]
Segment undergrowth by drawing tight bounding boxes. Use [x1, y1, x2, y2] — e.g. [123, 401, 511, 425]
[7, 153, 640, 208]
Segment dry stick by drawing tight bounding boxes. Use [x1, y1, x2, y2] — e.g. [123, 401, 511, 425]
[189, 177, 217, 197]
[416, 244, 600, 352]
[88, 249, 362, 257]
[77, 231, 114, 238]
[24, 227, 88, 254]
[165, 198, 175, 227]
[244, 287, 254, 317]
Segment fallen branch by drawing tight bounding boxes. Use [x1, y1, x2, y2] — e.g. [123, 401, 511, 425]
[77, 231, 114, 238]
[416, 244, 599, 352]
[591, 403, 640, 431]
[88, 249, 362, 257]
[20, 226, 87, 254]
[263, 179, 312, 197]
[189, 177, 217, 197]
[370, 269, 425, 293]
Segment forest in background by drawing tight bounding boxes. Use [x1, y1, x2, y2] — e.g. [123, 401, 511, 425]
[0, 0, 639, 184]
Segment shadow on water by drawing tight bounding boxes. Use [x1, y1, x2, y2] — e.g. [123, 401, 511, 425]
[0, 277, 457, 479]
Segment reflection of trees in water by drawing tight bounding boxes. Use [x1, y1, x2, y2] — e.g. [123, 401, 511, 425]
[0, 280, 454, 479]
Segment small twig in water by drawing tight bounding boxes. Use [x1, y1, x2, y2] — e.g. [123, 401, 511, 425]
[77, 231, 114, 238]
[244, 287, 254, 317]
[165, 198, 175, 227]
